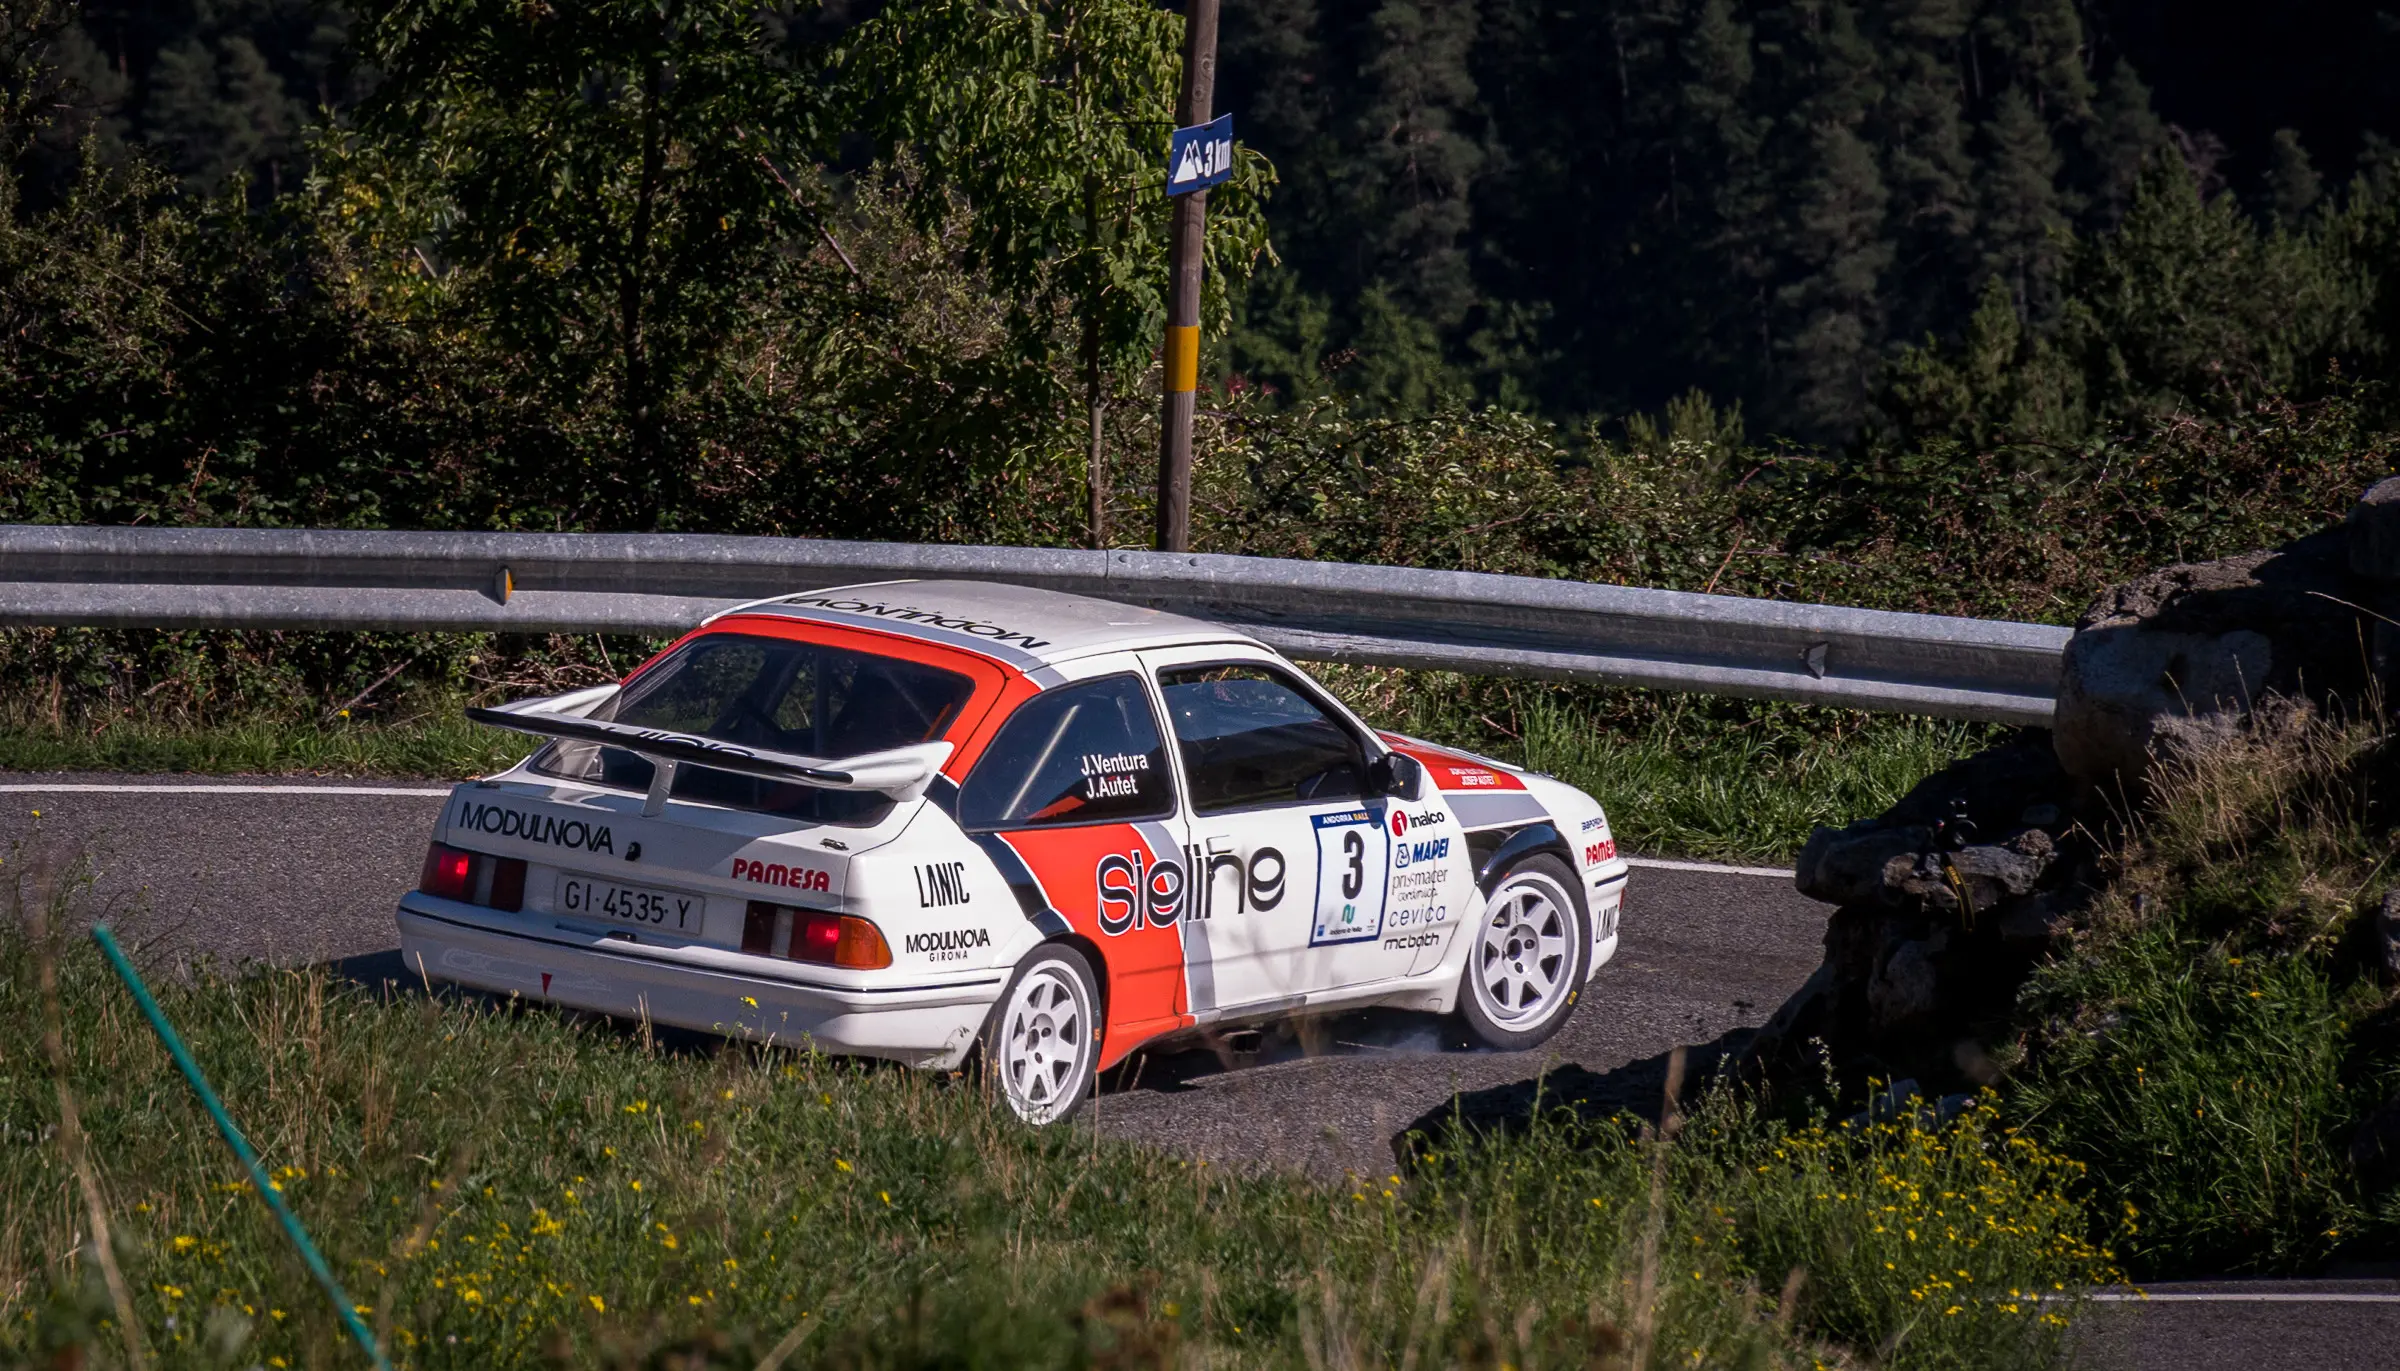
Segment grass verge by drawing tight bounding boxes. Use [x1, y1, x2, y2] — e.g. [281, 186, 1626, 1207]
[2, 863, 2114, 1369]
[1332, 671, 1996, 864]
[0, 678, 1988, 864]
[2010, 706, 2400, 1276]
[0, 706, 534, 781]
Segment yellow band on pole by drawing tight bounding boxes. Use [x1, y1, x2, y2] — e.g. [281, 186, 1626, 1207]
[1165, 324, 1200, 393]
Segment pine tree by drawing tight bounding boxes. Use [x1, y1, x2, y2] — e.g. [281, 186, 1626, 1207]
[1979, 85, 2064, 323]
[1670, 0, 1771, 388]
[143, 38, 228, 193]
[1350, 0, 1484, 332]
[1975, 0, 2091, 124]
[2082, 59, 2165, 229]
[1769, 1, 1893, 437]
[2057, 152, 2353, 422]
[2266, 127, 2321, 228]
[17, 20, 130, 206]
[1220, 0, 1343, 400]
[1870, 0, 1975, 345]
[1778, 120, 1893, 436]
[216, 35, 300, 195]
[60, 0, 328, 202]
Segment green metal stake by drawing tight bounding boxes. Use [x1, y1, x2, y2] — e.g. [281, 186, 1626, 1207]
[90, 925, 393, 1370]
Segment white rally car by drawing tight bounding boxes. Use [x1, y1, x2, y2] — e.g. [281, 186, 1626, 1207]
[396, 580, 1628, 1122]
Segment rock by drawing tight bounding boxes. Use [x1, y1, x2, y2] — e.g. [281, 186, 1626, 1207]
[1934, 1091, 1979, 1121]
[1795, 821, 1934, 908]
[1875, 842, 2051, 918]
[2377, 890, 2400, 983]
[1797, 822, 2057, 916]
[1998, 892, 2068, 945]
[2350, 1092, 2400, 1190]
[2053, 531, 2375, 784]
[1868, 939, 1940, 1033]
[1849, 1078, 1923, 1127]
[2349, 477, 2400, 581]
[1745, 960, 1837, 1066]
[1882, 737, 2072, 837]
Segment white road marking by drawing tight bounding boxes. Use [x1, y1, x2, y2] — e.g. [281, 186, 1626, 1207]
[2085, 1291, 2400, 1304]
[1624, 856, 1795, 879]
[0, 788, 1800, 883]
[0, 783, 452, 796]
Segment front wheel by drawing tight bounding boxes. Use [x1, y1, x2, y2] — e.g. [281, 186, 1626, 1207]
[978, 944, 1100, 1124]
[1456, 853, 1589, 1051]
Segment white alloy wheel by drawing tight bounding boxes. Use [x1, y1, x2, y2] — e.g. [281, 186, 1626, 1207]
[1457, 854, 1588, 1050]
[986, 947, 1098, 1124]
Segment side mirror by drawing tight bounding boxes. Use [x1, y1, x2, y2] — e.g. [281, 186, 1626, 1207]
[1366, 751, 1424, 800]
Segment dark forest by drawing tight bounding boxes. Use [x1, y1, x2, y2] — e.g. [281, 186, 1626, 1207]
[32, 0, 2400, 443]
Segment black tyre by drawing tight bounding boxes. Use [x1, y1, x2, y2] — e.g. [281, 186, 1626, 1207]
[977, 943, 1100, 1124]
[1456, 853, 1589, 1051]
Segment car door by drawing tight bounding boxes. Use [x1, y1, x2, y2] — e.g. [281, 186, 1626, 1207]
[1141, 647, 1404, 1011]
[952, 670, 1191, 1037]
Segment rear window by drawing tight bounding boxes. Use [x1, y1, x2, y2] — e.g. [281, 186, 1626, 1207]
[531, 632, 976, 823]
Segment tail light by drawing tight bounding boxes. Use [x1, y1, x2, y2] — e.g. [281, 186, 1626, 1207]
[421, 844, 473, 901]
[742, 901, 890, 970]
[418, 843, 527, 913]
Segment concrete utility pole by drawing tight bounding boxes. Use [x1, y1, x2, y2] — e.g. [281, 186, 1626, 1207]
[1154, 0, 1219, 554]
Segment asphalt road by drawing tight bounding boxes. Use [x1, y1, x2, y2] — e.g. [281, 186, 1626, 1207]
[0, 775, 1825, 1176]
[4, 773, 2386, 1369]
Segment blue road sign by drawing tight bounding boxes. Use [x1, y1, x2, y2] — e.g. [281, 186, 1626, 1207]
[1167, 113, 1235, 196]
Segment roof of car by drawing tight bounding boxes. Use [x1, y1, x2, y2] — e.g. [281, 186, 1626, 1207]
[707, 578, 1264, 670]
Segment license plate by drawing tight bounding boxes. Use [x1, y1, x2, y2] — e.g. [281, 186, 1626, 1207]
[557, 875, 701, 932]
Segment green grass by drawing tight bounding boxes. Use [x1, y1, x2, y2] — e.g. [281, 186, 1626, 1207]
[0, 678, 1987, 864]
[2009, 710, 2400, 1276]
[2, 868, 2116, 1369]
[1503, 698, 1989, 865]
[0, 708, 534, 780]
[1329, 671, 1997, 864]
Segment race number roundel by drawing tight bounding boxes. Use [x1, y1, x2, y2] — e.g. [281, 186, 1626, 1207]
[1310, 809, 1390, 946]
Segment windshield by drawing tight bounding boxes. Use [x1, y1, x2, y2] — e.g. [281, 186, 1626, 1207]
[531, 632, 976, 822]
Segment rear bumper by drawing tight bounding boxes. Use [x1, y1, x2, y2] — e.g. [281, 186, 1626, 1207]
[395, 895, 1002, 1069]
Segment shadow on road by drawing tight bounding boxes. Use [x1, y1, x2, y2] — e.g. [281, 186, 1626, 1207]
[1105, 1004, 1481, 1097]
[1391, 1025, 1759, 1162]
[323, 947, 416, 993]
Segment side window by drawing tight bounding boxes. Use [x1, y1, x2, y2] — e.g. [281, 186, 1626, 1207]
[1156, 664, 1364, 815]
[958, 676, 1175, 830]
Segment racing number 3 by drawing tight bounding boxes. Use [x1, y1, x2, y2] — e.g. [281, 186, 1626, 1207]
[1309, 810, 1388, 945]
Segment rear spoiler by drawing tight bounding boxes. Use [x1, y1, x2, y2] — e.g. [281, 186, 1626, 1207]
[467, 692, 953, 813]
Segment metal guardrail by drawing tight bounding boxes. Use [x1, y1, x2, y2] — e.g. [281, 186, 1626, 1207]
[0, 525, 2070, 725]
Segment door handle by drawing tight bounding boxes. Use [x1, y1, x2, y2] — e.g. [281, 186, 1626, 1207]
[1204, 835, 1235, 854]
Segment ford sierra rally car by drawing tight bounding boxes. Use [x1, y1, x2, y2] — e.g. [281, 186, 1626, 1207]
[396, 580, 1628, 1123]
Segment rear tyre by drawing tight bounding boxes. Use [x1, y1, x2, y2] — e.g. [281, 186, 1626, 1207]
[1456, 854, 1588, 1051]
[979, 944, 1100, 1124]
